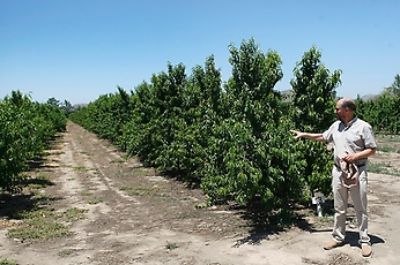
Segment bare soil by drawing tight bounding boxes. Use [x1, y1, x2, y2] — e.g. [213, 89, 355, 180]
[1, 122, 400, 265]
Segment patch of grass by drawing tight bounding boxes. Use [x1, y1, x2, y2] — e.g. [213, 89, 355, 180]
[119, 186, 130, 191]
[7, 207, 86, 241]
[378, 144, 400, 153]
[120, 185, 169, 198]
[119, 185, 144, 196]
[27, 182, 46, 190]
[0, 258, 18, 265]
[369, 162, 390, 174]
[165, 241, 178, 251]
[58, 249, 77, 257]
[18, 173, 54, 190]
[7, 209, 70, 241]
[31, 192, 53, 205]
[369, 162, 400, 176]
[72, 166, 88, 172]
[88, 197, 103, 205]
[63, 208, 87, 222]
[133, 167, 154, 177]
[36, 172, 51, 179]
[80, 190, 92, 196]
[317, 214, 334, 224]
[377, 134, 400, 143]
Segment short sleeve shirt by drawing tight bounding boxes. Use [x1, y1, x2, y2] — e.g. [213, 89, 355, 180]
[322, 117, 377, 166]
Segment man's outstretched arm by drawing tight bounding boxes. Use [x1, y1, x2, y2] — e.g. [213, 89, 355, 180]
[290, 130, 325, 142]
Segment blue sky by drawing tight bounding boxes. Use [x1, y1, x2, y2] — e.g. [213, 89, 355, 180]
[1, 0, 399, 104]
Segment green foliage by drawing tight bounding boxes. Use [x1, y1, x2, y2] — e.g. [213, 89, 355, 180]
[200, 39, 306, 209]
[121, 58, 223, 183]
[0, 91, 66, 191]
[290, 46, 340, 132]
[71, 39, 346, 213]
[120, 82, 158, 162]
[201, 117, 306, 209]
[69, 87, 135, 146]
[290, 46, 341, 196]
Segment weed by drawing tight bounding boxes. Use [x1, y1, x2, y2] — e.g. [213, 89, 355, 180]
[119, 186, 130, 191]
[165, 241, 178, 250]
[58, 249, 76, 257]
[0, 258, 18, 265]
[88, 197, 103, 205]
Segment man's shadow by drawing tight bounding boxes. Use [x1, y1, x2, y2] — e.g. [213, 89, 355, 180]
[345, 231, 385, 247]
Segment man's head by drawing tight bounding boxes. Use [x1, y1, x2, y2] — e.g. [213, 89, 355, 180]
[335, 98, 356, 123]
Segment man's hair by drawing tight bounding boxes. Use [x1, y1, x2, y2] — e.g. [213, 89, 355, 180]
[340, 98, 356, 111]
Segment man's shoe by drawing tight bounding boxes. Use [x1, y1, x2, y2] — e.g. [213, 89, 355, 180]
[361, 243, 372, 257]
[323, 240, 344, 250]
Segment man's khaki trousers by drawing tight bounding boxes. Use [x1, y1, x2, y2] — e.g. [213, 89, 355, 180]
[331, 165, 370, 244]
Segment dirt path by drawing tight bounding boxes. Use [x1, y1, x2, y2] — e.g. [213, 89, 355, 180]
[1, 122, 400, 265]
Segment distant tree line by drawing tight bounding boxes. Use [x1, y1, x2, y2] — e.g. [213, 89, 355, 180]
[356, 74, 400, 134]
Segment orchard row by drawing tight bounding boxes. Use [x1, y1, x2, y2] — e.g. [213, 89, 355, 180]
[0, 91, 66, 190]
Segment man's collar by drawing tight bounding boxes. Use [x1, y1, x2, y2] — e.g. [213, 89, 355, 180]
[341, 116, 358, 129]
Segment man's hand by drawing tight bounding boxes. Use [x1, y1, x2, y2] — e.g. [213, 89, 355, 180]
[290, 130, 303, 139]
[341, 148, 376, 163]
[341, 153, 358, 163]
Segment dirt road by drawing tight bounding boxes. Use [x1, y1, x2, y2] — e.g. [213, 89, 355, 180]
[1, 122, 399, 265]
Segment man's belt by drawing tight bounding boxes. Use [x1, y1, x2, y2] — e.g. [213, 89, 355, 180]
[334, 163, 366, 169]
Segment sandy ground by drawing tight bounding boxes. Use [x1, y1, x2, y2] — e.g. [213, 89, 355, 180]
[1, 121, 400, 265]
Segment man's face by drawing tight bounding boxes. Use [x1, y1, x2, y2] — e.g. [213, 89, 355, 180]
[335, 101, 346, 121]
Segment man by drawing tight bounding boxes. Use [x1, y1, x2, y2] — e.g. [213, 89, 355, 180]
[291, 98, 377, 258]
